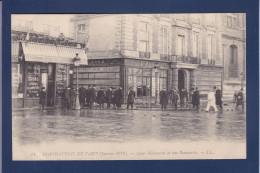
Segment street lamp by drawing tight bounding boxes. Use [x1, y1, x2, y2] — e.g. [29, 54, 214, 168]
[240, 72, 244, 89]
[73, 53, 81, 110]
[154, 63, 159, 104]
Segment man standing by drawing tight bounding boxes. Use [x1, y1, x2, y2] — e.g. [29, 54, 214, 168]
[106, 87, 112, 109]
[205, 87, 218, 113]
[89, 85, 96, 109]
[65, 86, 71, 109]
[170, 88, 179, 110]
[39, 87, 46, 110]
[215, 86, 223, 110]
[78, 85, 87, 107]
[236, 88, 245, 111]
[116, 87, 123, 109]
[111, 87, 117, 109]
[127, 87, 136, 110]
[192, 87, 200, 110]
[159, 87, 168, 111]
[85, 85, 91, 108]
[97, 87, 106, 109]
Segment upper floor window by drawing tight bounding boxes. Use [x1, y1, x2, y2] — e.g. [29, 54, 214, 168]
[226, 16, 238, 29]
[177, 35, 185, 56]
[193, 32, 199, 57]
[78, 24, 86, 33]
[160, 26, 169, 55]
[139, 21, 150, 58]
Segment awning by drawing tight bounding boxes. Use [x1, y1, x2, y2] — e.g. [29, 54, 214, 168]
[12, 41, 20, 62]
[21, 42, 88, 65]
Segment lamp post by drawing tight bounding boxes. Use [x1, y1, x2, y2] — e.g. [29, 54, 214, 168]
[154, 63, 159, 104]
[240, 72, 244, 89]
[73, 53, 81, 110]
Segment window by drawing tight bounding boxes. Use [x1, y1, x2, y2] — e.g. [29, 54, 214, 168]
[193, 32, 199, 57]
[78, 24, 86, 33]
[160, 26, 169, 60]
[226, 16, 237, 28]
[229, 45, 238, 78]
[207, 35, 213, 60]
[139, 22, 150, 58]
[177, 35, 185, 56]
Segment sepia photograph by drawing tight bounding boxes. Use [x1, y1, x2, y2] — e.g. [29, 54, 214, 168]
[11, 13, 246, 160]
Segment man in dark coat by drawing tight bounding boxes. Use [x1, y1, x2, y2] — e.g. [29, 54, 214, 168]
[39, 87, 46, 110]
[170, 88, 179, 110]
[115, 87, 123, 109]
[106, 87, 112, 109]
[180, 88, 188, 108]
[65, 86, 71, 109]
[236, 88, 244, 111]
[85, 85, 91, 108]
[127, 87, 136, 109]
[214, 86, 223, 109]
[70, 87, 76, 109]
[78, 85, 87, 107]
[192, 87, 200, 110]
[89, 85, 96, 109]
[97, 87, 106, 109]
[159, 87, 168, 111]
[111, 87, 117, 109]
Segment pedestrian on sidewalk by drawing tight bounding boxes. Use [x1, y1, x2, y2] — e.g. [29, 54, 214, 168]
[127, 87, 136, 110]
[106, 87, 112, 109]
[115, 87, 123, 109]
[205, 87, 218, 113]
[180, 88, 188, 108]
[78, 85, 87, 107]
[39, 87, 46, 110]
[70, 87, 76, 109]
[160, 87, 168, 111]
[85, 85, 91, 108]
[236, 88, 245, 111]
[215, 86, 223, 109]
[97, 87, 106, 109]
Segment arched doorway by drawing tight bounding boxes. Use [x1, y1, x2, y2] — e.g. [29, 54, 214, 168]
[229, 45, 238, 78]
[178, 69, 187, 91]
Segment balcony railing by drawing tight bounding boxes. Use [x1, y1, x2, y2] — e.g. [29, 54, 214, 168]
[139, 51, 150, 59]
[160, 54, 171, 61]
[170, 55, 201, 64]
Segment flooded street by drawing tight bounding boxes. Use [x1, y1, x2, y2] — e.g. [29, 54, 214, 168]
[12, 108, 246, 145]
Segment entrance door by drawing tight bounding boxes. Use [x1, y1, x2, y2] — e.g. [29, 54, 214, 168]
[178, 70, 186, 91]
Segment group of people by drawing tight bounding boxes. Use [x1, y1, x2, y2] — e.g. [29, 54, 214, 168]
[76, 85, 124, 110]
[159, 87, 198, 111]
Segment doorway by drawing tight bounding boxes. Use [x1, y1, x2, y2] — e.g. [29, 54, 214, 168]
[178, 69, 187, 91]
[41, 63, 55, 107]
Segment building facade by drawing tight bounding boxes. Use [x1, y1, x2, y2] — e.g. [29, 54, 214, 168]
[69, 13, 245, 103]
[11, 18, 87, 108]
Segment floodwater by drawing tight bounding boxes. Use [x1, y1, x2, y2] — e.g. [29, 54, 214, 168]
[12, 108, 246, 145]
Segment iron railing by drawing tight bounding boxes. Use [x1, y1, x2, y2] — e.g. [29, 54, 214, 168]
[139, 51, 150, 59]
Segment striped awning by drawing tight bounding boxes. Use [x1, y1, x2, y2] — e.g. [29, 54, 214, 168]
[12, 41, 20, 62]
[21, 42, 88, 65]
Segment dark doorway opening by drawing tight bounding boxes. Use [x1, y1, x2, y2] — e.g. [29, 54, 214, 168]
[178, 70, 186, 91]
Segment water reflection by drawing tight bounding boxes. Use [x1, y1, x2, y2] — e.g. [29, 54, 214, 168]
[12, 108, 246, 145]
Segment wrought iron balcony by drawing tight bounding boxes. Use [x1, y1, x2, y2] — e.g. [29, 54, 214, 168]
[160, 54, 171, 61]
[170, 55, 201, 64]
[139, 51, 150, 59]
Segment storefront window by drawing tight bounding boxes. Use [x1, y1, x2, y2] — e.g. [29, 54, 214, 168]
[12, 63, 24, 98]
[56, 64, 67, 97]
[26, 63, 41, 98]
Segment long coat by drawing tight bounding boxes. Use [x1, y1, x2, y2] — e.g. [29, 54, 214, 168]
[106, 89, 112, 103]
[170, 90, 179, 104]
[89, 88, 96, 103]
[159, 90, 168, 105]
[39, 90, 46, 105]
[237, 91, 244, 105]
[192, 90, 200, 105]
[97, 90, 106, 104]
[78, 87, 86, 101]
[127, 89, 136, 104]
[70, 89, 76, 103]
[215, 89, 222, 105]
[115, 89, 123, 103]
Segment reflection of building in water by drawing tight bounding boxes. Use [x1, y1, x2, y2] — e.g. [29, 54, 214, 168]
[70, 14, 246, 103]
[11, 17, 87, 108]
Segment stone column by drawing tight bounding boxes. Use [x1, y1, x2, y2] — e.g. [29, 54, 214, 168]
[172, 68, 178, 89]
[191, 69, 197, 89]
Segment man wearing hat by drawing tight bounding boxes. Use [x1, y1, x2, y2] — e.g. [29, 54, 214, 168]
[126, 87, 136, 110]
[236, 88, 245, 111]
[97, 87, 106, 109]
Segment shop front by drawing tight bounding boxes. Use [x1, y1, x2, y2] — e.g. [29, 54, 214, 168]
[11, 41, 87, 108]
